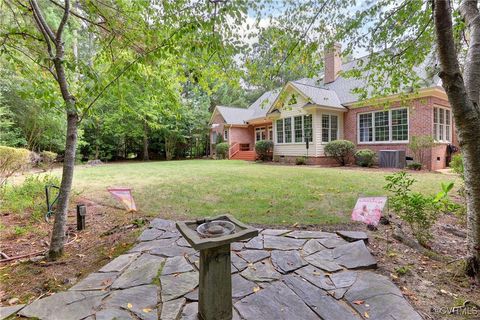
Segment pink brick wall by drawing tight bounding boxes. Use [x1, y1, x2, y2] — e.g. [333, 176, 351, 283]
[230, 127, 255, 148]
[344, 96, 457, 170]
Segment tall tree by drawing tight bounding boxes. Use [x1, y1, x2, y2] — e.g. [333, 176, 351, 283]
[1, 0, 253, 259]
[433, 0, 480, 279]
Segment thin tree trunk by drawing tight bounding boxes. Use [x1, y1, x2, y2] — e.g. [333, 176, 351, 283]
[49, 110, 78, 259]
[434, 0, 480, 280]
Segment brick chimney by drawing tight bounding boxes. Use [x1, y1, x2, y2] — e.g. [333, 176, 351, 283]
[324, 43, 342, 84]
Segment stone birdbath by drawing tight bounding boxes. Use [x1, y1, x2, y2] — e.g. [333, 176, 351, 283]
[176, 214, 258, 320]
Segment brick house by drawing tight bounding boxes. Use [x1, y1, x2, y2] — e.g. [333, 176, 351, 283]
[209, 45, 457, 170]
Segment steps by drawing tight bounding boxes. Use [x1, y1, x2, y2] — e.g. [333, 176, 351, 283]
[231, 150, 256, 161]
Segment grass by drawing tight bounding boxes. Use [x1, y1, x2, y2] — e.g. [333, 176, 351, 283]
[68, 160, 460, 226]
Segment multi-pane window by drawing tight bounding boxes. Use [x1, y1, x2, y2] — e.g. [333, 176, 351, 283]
[284, 118, 292, 143]
[359, 113, 373, 142]
[391, 109, 408, 141]
[374, 111, 389, 142]
[303, 115, 313, 142]
[224, 129, 228, 140]
[268, 126, 273, 140]
[255, 127, 266, 142]
[358, 108, 408, 143]
[321, 114, 339, 143]
[276, 115, 313, 144]
[276, 119, 283, 143]
[433, 107, 451, 142]
[294, 116, 303, 142]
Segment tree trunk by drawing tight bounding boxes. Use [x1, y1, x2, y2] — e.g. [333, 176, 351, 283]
[143, 120, 149, 161]
[434, 0, 480, 280]
[48, 110, 78, 259]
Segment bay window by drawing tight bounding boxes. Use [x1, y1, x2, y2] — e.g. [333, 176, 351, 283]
[275, 114, 313, 144]
[433, 107, 451, 142]
[358, 108, 408, 143]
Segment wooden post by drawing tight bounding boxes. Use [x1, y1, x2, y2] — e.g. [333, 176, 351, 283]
[198, 244, 232, 320]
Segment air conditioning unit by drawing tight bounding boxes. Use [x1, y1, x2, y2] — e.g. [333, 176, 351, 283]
[379, 150, 406, 168]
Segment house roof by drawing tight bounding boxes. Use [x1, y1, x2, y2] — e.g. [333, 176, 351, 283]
[290, 81, 343, 109]
[213, 53, 443, 125]
[214, 106, 252, 125]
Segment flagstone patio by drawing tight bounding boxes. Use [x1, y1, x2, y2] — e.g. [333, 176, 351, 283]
[1, 218, 423, 320]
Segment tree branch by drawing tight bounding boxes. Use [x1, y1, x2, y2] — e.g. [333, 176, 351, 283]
[29, 0, 56, 43]
[48, 0, 110, 33]
[56, 0, 70, 41]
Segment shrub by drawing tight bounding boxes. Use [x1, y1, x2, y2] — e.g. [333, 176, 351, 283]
[215, 142, 229, 159]
[384, 171, 456, 246]
[324, 140, 355, 166]
[0, 146, 31, 186]
[407, 162, 422, 170]
[39, 151, 58, 172]
[354, 149, 376, 167]
[1, 174, 60, 221]
[255, 140, 274, 161]
[295, 156, 307, 165]
[450, 154, 464, 177]
[408, 135, 435, 167]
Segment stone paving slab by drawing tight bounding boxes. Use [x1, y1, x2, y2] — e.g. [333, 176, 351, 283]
[11, 219, 423, 320]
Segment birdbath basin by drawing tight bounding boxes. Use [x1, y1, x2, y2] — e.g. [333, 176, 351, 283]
[176, 214, 258, 320]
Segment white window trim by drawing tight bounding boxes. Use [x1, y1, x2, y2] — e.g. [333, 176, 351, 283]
[224, 129, 228, 141]
[320, 113, 339, 144]
[433, 106, 452, 143]
[357, 107, 409, 144]
[255, 126, 267, 143]
[275, 115, 313, 145]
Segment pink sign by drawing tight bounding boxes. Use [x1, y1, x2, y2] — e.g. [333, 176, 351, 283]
[352, 197, 387, 226]
[107, 187, 137, 212]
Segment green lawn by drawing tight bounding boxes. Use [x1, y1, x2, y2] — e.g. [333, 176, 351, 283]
[71, 160, 459, 226]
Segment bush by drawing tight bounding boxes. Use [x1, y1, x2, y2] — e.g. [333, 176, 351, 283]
[255, 140, 274, 161]
[0, 174, 60, 221]
[295, 156, 307, 165]
[354, 149, 376, 167]
[407, 162, 422, 170]
[384, 171, 456, 246]
[215, 142, 229, 159]
[0, 146, 31, 186]
[39, 151, 58, 172]
[408, 135, 435, 167]
[450, 154, 464, 177]
[324, 140, 355, 166]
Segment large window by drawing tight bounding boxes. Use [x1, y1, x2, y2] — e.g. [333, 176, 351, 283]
[255, 127, 266, 142]
[322, 114, 338, 143]
[374, 111, 389, 142]
[276, 115, 313, 144]
[433, 107, 451, 142]
[304, 115, 313, 142]
[294, 116, 303, 142]
[284, 118, 292, 143]
[276, 120, 283, 143]
[358, 108, 408, 143]
[391, 109, 408, 141]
